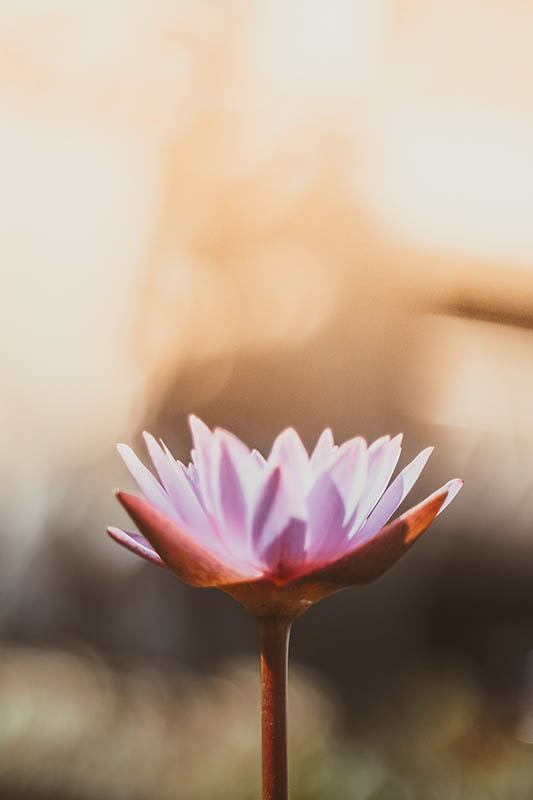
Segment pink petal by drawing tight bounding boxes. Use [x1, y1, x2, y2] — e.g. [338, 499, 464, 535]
[368, 434, 391, 451]
[158, 439, 205, 504]
[305, 471, 346, 559]
[117, 444, 177, 520]
[116, 491, 261, 586]
[216, 429, 263, 504]
[143, 432, 179, 494]
[251, 467, 303, 560]
[107, 526, 167, 568]
[262, 517, 307, 584]
[188, 415, 216, 512]
[310, 428, 335, 471]
[210, 430, 249, 539]
[354, 446, 433, 543]
[268, 428, 310, 491]
[251, 448, 267, 468]
[349, 434, 403, 530]
[169, 449, 203, 504]
[326, 436, 367, 519]
[295, 487, 450, 588]
[142, 432, 221, 550]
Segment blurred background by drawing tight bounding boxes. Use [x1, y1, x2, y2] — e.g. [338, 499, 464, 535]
[2, 0, 533, 797]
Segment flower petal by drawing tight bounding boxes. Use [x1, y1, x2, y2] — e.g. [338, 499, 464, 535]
[263, 517, 307, 584]
[117, 444, 177, 520]
[107, 527, 167, 569]
[142, 432, 222, 549]
[353, 446, 433, 542]
[435, 478, 463, 513]
[213, 429, 263, 527]
[349, 434, 403, 531]
[295, 487, 450, 588]
[305, 471, 346, 559]
[217, 442, 246, 530]
[326, 436, 367, 519]
[116, 491, 261, 586]
[310, 428, 335, 471]
[189, 415, 216, 511]
[145, 433, 202, 510]
[143, 432, 181, 496]
[252, 448, 267, 468]
[251, 466, 305, 561]
[200, 429, 269, 564]
[159, 437, 203, 502]
[268, 427, 310, 493]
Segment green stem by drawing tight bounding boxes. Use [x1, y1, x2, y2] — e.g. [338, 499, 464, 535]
[258, 617, 292, 800]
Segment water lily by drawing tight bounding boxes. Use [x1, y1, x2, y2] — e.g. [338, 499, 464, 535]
[108, 416, 462, 800]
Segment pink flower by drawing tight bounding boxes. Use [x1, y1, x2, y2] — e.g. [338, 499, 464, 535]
[108, 416, 462, 618]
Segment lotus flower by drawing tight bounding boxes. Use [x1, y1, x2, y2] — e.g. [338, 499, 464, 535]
[108, 416, 462, 800]
[108, 416, 462, 618]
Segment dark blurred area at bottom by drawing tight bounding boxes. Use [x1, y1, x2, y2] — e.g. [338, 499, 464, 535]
[1, 522, 533, 799]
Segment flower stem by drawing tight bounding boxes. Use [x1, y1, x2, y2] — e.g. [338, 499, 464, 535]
[258, 616, 292, 800]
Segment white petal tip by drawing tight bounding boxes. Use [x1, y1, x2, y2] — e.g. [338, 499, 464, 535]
[188, 413, 208, 428]
[188, 414, 213, 442]
[107, 525, 132, 544]
[142, 430, 161, 449]
[416, 446, 434, 466]
[437, 478, 463, 514]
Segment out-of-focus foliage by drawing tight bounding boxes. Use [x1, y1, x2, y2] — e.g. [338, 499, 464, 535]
[0, 648, 336, 800]
[0, 647, 532, 800]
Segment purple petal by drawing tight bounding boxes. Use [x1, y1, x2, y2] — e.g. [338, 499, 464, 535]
[164, 446, 203, 504]
[117, 444, 177, 520]
[262, 517, 307, 582]
[251, 449, 268, 470]
[305, 471, 346, 560]
[354, 446, 434, 543]
[188, 415, 216, 511]
[107, 527, 167, 568]
[310, 428, 335, 471]
[116, 491, 261, 586]
[349, 434, 403, 530]
[217, 429, 263, 502]
[142, 432, 221, 549]
[211, 430, 249, 538]
[326, 436, 367, 520]
[143, 432, 186, 501]
[251, 467, 303, 558]
[295, 487, 451, 588]
[208, 431, 266, 562]
[268, 428, 310, 491]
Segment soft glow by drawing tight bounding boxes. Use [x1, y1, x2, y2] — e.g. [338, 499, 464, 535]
[407, 314, 533, 438]
[362, 103, 533, 265]
[248, 0, 388, 98]
[0, 112, 156, 463]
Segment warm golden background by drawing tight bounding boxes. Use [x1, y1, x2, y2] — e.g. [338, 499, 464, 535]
[2, 1, 533, 797]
